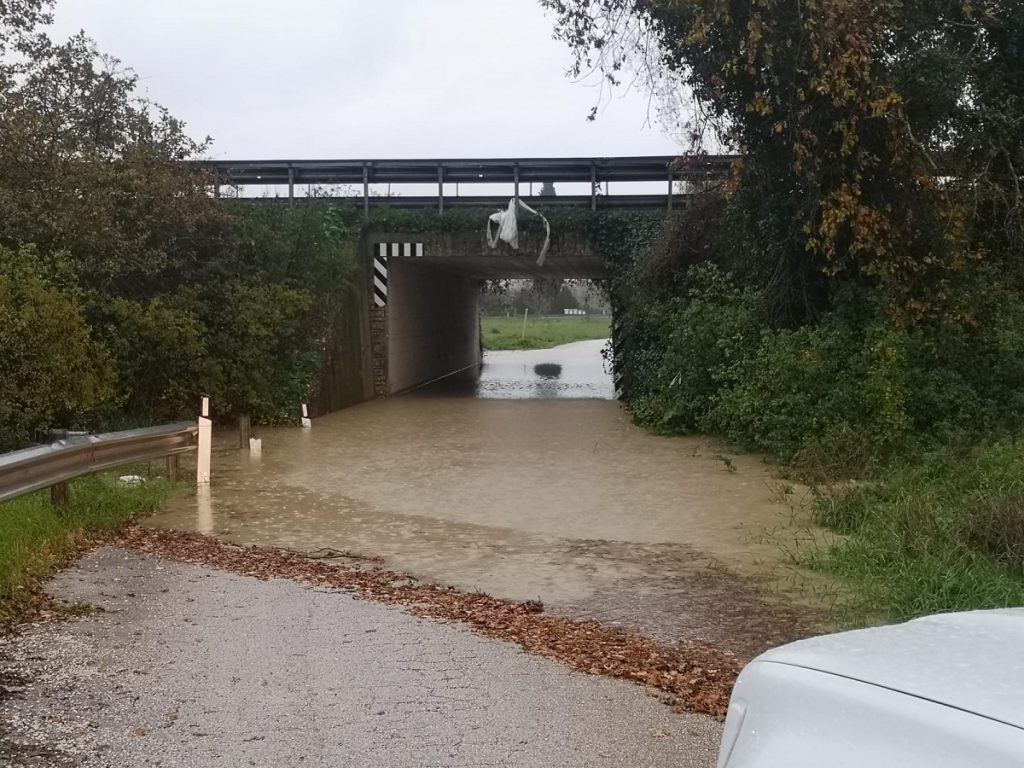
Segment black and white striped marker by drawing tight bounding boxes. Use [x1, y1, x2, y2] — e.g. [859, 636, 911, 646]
[373, 243, 425, 307]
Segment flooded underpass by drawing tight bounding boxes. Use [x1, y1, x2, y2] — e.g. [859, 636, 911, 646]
[148, 339, 824, 658]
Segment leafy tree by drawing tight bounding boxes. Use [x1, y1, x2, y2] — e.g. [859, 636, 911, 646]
[0, 247, 114, 450]
[552, 286, 579, 312]
[544, 0, 1024, 471]
[206, 203, 356, 419]
[89, 298, 210, 423]
[0, 3, 356, 443]
[0, 16, 226, 298]
[542, 0, 1024, 321]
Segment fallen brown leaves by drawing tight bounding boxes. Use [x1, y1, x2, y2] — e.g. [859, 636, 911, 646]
[116, 525, 741, 717]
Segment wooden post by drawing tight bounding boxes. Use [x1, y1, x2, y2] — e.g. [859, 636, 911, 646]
[50, 481, 69, 507]
[590, 163, 597, 211]
[667, 167, 674, 211]
[197, 395, 212, 485]
[287, 166, 295, 205]
[514, 164, 520, 207]
[238, 414, 251, 449]
[166, 455, 180, 482]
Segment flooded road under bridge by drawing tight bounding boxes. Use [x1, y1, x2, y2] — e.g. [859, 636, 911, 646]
[149, 340, 822, 657]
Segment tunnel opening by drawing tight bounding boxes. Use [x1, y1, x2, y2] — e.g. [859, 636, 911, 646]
[368, 229, 610, 400]
[385, 258, 482, 395]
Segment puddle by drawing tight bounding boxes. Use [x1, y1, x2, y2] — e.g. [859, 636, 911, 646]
[148, 340, 825, 655]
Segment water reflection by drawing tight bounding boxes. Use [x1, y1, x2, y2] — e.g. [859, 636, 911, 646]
[533, 363, 562, 378]
[196, 484, 213, 535]
[532, 362, 562, 398]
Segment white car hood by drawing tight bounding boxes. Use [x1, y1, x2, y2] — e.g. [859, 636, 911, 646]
[758, 608, 1024, 729]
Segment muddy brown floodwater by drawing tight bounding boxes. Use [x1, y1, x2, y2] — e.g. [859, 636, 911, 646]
[149, 339, 824, 658]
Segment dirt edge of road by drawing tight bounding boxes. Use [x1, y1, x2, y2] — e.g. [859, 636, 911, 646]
[114, 525, 741, 717]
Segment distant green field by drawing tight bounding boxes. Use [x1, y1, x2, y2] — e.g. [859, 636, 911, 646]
[482, 315, 611, 350]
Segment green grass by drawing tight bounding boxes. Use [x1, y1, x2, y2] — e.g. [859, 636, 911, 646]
[0, 471, 173, 626]
[800, 441, 1024, 626]
[482, 315, 611, 350]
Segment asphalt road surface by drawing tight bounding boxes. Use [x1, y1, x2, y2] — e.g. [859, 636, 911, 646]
[0, 548, 723, 767]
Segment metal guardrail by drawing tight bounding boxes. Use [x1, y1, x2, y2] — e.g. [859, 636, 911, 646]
[235, 193, 695, 210]
[0, 423, 198, 504]
[194, 154, 736, 212]
[195, 155, 736, 187]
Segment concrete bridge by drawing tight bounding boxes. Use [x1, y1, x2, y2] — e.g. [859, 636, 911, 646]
[200, 155, 734, 410]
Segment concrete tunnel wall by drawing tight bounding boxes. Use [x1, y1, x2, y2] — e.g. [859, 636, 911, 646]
[386, 260, 481, 394]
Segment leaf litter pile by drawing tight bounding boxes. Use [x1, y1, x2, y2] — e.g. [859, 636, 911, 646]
[117, 525, 740, 717]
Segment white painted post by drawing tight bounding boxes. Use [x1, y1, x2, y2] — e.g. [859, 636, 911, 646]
[521, 307, 529, 341]
[197, 396, 212, 485]
[301, 403, 312, 429]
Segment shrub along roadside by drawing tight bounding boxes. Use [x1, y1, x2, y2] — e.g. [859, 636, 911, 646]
[0, 473, 172, 628]
[541, 0, 1024, 627]
[610, 243, 1024, 625]
[802, 442, 1024, 626]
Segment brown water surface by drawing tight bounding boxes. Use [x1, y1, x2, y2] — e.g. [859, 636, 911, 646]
[148, 340, 823, 656]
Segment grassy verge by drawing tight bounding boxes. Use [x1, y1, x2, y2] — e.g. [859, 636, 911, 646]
[482, 315, 611, 350]
[801, 441, 1024, 626]
[0, 472, 173, 627]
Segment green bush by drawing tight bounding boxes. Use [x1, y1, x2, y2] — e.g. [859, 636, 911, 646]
[619, 255, 1024, 482]
[0, 8, 361, 443]
[628, 264, 761, 434]
[89, 297, 210, 423]
[194, 204, 356, 422]
[620, 265, 910, 475]
[198, 279, 318, 422]
[710, 311, 910, 476]
[900, 272, 1024, 442]
[0, 248, 114, 450]
[808, 443, 1024, 622]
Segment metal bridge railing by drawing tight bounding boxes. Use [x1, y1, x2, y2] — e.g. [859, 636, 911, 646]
[0, 423, 198, 505]
[194, 154, 736, 213]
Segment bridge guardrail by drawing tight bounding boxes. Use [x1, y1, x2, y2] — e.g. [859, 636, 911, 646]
[237, 193, 694, 210]
[194, 154, 735, 212]
[0, 423, 198, 505]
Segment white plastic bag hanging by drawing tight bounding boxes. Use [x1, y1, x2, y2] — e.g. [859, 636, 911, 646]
[486, 198, 551, 266]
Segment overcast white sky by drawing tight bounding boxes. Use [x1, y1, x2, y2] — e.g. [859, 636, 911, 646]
[50, 0, 680, 161]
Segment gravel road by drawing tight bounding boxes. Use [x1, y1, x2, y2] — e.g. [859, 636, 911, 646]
[0, 548, 722, 767]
